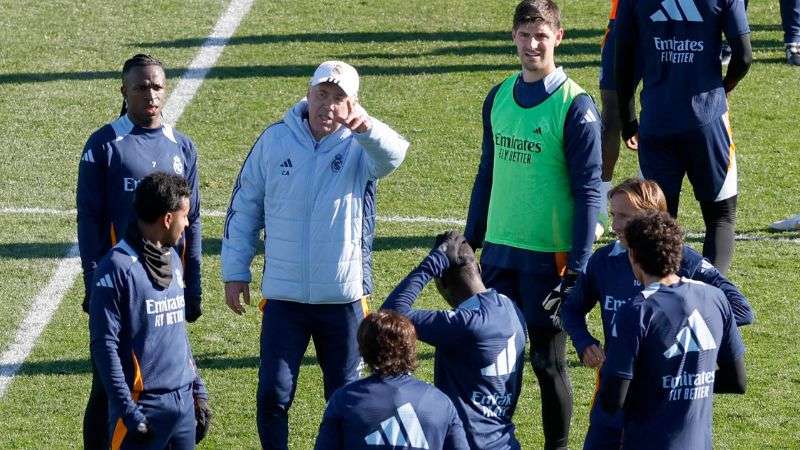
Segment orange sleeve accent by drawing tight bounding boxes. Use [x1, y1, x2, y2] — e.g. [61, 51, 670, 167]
[259, 298, 268, 313]
[110, 224, 117, 246]
[610, 0, 619, 19]
[590, 367, 602, 410]
[111, 352, 144, 450]
[554, 252, 569, 276]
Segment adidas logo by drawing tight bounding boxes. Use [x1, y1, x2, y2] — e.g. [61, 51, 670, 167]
[481, 333, 519, 377]
[81, 150, 95, 163]
[650, 0, 703, 22]
[533, 126, 542, 135]
[663, 309, 717, 358]
[280, 158, 292, 176]
[364, 403, 430, 449]
[95, 274, 113, 289]
[580, 109, 597, 124]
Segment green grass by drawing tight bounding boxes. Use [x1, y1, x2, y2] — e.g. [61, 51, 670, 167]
[0, 0, 799, 448]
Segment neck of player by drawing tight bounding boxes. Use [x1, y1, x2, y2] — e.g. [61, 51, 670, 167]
[138, 221, 167, 248]
[521, 63, 556, 84]
[641, 272, 681, 287]
[130, 112, 162, 130]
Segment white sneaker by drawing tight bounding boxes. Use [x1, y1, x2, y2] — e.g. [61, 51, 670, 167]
[769, 213, 800, 231]
[787, 42, 800, 66]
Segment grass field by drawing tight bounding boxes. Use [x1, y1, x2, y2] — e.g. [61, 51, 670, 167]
[0, 0, 799, 448]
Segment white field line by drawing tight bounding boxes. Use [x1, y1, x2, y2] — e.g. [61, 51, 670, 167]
[0, 0, 253, 400]
[1, 206, 800, 243]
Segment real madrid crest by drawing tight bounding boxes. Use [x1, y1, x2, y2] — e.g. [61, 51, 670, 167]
[331, 154, 343, 173]
[173, 155, 183, 175]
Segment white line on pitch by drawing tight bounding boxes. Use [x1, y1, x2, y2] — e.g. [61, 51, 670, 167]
[1, 206, 799, 244]
[0, 0, 254, 400]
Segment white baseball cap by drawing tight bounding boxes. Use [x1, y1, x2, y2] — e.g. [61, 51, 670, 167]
[309, 60, 359, 97]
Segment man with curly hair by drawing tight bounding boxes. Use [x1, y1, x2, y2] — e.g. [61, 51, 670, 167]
[314, 311, 468, 450]
[598, 211, 747, 449]
[382, 232, 527, 450]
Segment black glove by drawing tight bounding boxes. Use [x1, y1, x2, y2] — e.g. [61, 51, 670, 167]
[433, 231, 470, 267]
[82, 292, 91, 314]
[621, 118, 639, 142]
[185, 299, 202, 323]
[194, 397, 212, 444]
[542, 272, 579, 329]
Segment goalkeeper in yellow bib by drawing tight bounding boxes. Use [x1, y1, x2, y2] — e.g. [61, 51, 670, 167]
[465, 1, 602, 449]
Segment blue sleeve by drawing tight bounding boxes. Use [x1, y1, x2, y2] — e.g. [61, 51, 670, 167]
[89, 263, 145, 425]
[683, 252, 754, 326]
[603, 302, 642, 380]
[562, 254, 602, 356]
[182, 140, 202, 306]
[464, 85, 500, 249]
[563, 94, 602, 271]
[314, 393, 344, 450]
[380, 251, 471, 347]
[717, 298, 746, 364]
[723, 0, 751, 40]
[443, 400, 470, 450]
[77, 137, 110, 304]
[615, 0, 637, 43]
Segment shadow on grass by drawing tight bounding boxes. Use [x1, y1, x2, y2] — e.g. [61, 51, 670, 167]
[0, 60, 603, 85]
[133, 29, 605, 49]
[6, 351, 437, 375]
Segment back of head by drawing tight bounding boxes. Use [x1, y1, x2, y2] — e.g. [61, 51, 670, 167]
[513, 0, 561, 30]
[624, 211, 683, 277]
[609, 178, 668, 213]
[358, 311, 418, 377]
[134, 172, 190, 224]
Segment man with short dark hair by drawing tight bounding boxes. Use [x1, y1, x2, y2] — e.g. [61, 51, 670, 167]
[382, 232, 527, 450]
[598, 211, 746, 449]
[90, 172, 210, 450]
[465, 1, 602, 447]
[77, 54, 203, 449]
[314, 311, 469, 450]
[221, 60, 408, 450]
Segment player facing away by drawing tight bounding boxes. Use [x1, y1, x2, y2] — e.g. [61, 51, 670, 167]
[561, 178, 754, 449]
[77, 54, 203, 450]
[314, 311, 469, 450]
[221, 61, 409, 450]
[89, 173, 210, 450]
[615, 0, 753, 275]
[598, 211, 747, 450]
[465, 1, 602, 448]
[381, 232, 527, 450]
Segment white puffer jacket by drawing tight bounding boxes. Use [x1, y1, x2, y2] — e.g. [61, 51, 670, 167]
[221, 99, 408, 303]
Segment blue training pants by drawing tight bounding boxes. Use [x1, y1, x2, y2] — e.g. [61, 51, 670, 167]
[257, 298, 367, 450]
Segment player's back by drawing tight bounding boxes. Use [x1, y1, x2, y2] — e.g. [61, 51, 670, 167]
[431, 290, 526, 450]
[616, 0, 749, 135]
[317, 373, 465, 450]
[612, 278, 743, 450]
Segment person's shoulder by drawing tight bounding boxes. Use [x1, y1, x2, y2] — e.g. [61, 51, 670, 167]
[85, 122, 119, 150]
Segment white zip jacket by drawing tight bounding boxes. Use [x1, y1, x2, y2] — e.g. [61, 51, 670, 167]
[221, 99, 408, 303]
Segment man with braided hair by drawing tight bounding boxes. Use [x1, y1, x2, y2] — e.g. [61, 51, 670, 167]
[77, 54, 203, 449]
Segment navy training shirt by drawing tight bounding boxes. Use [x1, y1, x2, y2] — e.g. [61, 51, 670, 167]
[381, 251, 527, 450]
[315, 373, 469, 450]
[77, 114, 202, 306]
[89, 239, 204, 424]
[465, 67, 602, 273]
[604, 279, 746, 450]
[615, 0, 750, 136]
[563, 240, 754, 357]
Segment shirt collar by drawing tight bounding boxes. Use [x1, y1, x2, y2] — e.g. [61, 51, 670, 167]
[609, 240, 627, 256]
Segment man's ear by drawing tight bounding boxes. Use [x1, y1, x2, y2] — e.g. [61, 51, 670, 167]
[162, 212, 173, 230]
[554, 27, 564, 47]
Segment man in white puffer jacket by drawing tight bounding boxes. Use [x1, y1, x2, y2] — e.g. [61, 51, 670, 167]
[221, 60, 409, 450]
